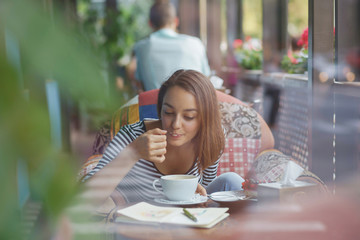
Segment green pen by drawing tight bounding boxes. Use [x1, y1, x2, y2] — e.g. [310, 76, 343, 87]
[183, 208, 198, 222]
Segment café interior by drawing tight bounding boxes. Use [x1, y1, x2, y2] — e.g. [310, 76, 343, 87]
[1, 0, 360, 239]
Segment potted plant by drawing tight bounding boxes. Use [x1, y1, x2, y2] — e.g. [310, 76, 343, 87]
[232, 37, 263, 107]
[233, 36, 263, 71]
[281, 28, 308, 74]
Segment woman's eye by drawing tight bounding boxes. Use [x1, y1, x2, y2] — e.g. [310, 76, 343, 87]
[164, 111, 173, 115]
[185, 116, 195, 120]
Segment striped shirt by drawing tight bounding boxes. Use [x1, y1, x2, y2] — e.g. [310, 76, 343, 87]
[83, 121, 219, 202]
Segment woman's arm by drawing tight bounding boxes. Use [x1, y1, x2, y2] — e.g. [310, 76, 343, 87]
[201, 159, 220, 187]
[82, 146, 139, 206]
[81, 126, 167, 206]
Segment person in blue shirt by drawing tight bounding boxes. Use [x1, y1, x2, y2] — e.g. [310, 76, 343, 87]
[133, 2, 211, 92]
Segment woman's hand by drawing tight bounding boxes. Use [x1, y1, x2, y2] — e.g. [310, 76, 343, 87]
[129, 128, 167, 163]
[196, 183, 207, 196]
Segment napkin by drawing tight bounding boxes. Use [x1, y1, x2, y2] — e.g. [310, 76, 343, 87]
[280, 161, 304, 186]
[209, 75, 224, 89]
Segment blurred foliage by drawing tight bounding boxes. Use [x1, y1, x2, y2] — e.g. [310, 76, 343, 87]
[78, 0, 151, 60]
[0, 0, 126, 239]
[281, 28, 308, 74]
[77, 0, 151, 97]
[233, 37, 263, 70]
[281, 49, 308, 74]
[288, 0, 308, 37]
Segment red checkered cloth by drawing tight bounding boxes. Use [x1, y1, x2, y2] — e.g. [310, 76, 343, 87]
[217, 138, 261, 178]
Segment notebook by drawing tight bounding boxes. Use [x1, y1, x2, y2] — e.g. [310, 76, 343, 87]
[116, 202, 229, 228]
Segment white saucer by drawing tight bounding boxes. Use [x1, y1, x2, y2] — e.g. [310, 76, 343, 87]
[209, 190, 249, 203]
[153, 194, 208, 205]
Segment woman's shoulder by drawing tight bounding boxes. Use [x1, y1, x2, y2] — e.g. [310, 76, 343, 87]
[124, 120, 146, 129]
[121, 119, 161, 134]
[119, 121, 147, 136]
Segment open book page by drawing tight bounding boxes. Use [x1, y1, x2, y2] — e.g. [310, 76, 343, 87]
[117, 202, 181, 222]
[116, 202, 229, 228]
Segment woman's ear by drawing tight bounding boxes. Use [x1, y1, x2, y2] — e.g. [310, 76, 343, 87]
[148, 20, 154, 29]
[174, 17, 179, 28]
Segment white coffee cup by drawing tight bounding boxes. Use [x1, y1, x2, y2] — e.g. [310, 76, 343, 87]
[152, 174, 199, 201]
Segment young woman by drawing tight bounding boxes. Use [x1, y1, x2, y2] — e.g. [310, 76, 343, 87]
[84, 69, 244, 204]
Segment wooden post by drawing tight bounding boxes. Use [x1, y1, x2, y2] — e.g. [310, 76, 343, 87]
[226, 0, 242, 47]
[206, 0, 223, 75]
[178, 0, 200, 38]
[262, 0, 288, 73]
[199, 0, 207, 46]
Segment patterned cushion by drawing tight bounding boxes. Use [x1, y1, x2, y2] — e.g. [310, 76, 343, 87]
[217, 138, 261, 178]
[138, 89, 158, 120]
[91, 121, 111, 156]
[111, 103, 139, 139]
[217, 101, 262, 178]
[245, 150, 328, 192]
[246, 150, 290, 182]
[112, 89, 158, 137]
[219, 102, 261, 139]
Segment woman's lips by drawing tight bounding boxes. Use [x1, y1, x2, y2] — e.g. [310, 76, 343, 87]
[168, 132, 183, 138]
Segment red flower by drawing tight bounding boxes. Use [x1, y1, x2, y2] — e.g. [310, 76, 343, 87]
[287, 50, 298, 64]
[233, 39, 243, 49]
[297, 27, 308, 49]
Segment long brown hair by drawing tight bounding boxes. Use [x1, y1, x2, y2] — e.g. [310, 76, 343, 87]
[157, 69, 225, 170]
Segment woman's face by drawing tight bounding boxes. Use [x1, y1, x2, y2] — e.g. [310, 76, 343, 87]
[161, 86, 201, 148]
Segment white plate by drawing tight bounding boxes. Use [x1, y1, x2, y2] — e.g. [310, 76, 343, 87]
[209, 190, 249, 203]
[153, 194, 208, 205]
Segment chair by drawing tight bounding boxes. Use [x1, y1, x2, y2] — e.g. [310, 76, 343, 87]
[79, 89, 327, 194]
[80, 90, 272, 178]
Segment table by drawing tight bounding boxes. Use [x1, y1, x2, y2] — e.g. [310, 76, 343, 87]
[102, 188, 360, 240]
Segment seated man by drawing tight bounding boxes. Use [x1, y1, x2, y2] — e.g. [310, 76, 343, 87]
[133, 1, 211, 92]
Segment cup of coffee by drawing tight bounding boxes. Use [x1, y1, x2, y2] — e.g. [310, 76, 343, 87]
[152, 174, 199, 201]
